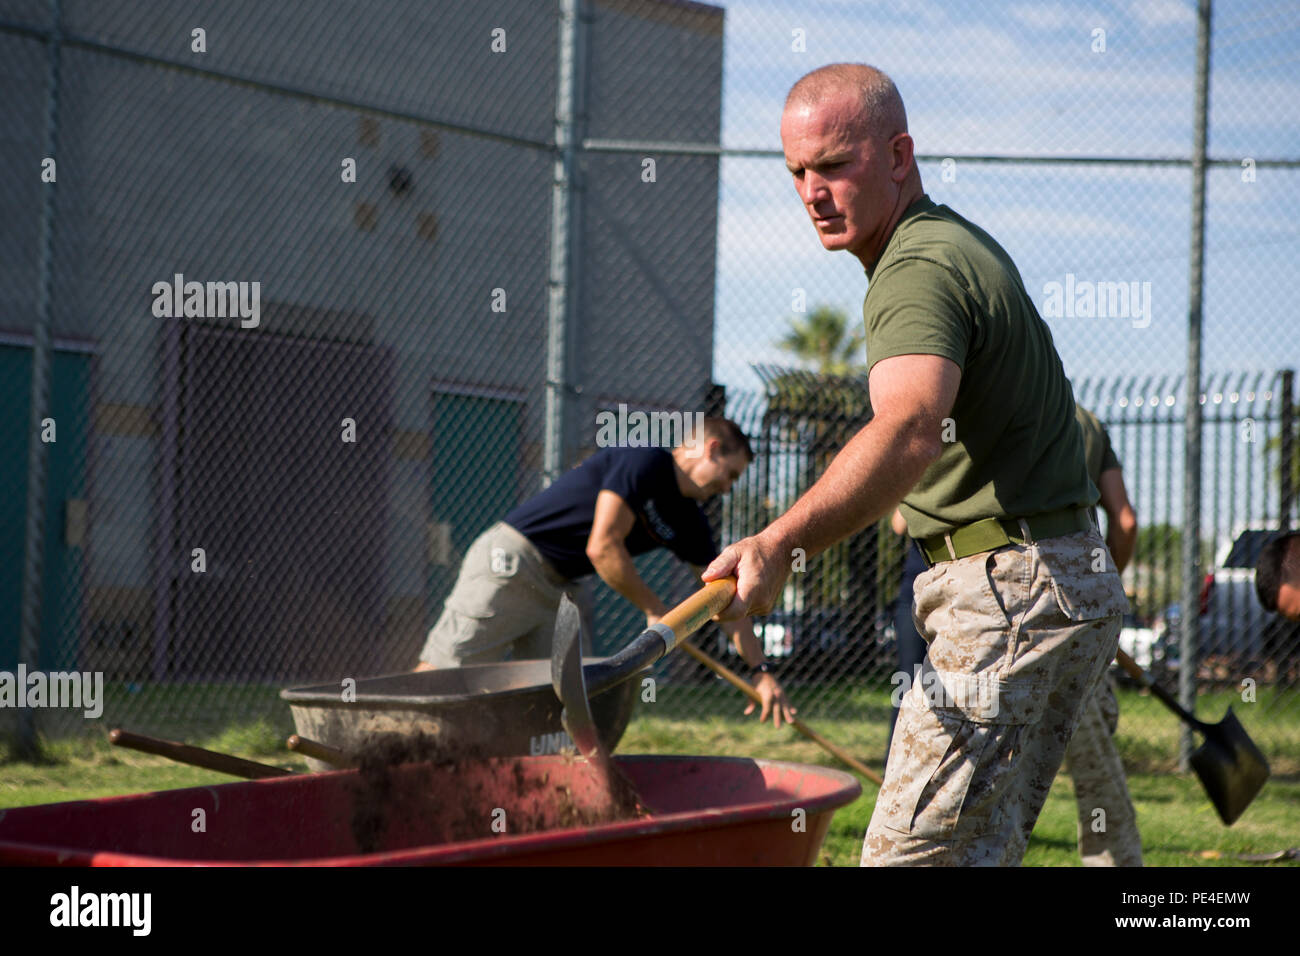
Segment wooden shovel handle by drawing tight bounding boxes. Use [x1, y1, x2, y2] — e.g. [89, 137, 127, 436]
[109, 728, 293, 779]
[677, 640, 884, 786]
[1114, 649, 1202, 728]
[659, 577, 737, 644]
[1114, 648, 1146, 682]
[584, 578, 739, 697]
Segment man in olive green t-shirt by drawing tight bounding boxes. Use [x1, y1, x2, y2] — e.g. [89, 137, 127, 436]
[705, 63, 1129, 865]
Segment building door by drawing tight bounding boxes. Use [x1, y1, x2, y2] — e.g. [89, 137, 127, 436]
[168, 325, 392, 681]
[0, 344, 89, 670]
[428, 391, 523, 618]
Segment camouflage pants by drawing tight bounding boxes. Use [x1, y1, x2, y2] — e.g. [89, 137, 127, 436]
[862, 528, 1127, 866]
[1062, 673, 1143, 866]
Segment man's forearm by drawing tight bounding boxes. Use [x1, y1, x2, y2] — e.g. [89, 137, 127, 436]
[1107, 523, 1137, 575]
[1097, 472, 1137, 575]
[722, 618, 762, 667]
[761, 417, 940, 558]
[588, 544, 666, 617]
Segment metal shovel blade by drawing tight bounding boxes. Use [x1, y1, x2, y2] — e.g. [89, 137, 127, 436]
[550, 593, 606, 765]
[1116, 651, 1270, 826]
[550, 594, 650, 819]
[1189, 707, 1271, 826]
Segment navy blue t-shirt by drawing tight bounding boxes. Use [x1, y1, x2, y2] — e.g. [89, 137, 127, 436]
[504, 447, 717, 580]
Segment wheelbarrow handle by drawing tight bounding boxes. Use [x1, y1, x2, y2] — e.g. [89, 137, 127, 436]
[108, 728, 294, 779]
[286, 734, 357, 768]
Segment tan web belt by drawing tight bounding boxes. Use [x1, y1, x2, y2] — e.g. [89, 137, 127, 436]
[918, 507, 1095, 565]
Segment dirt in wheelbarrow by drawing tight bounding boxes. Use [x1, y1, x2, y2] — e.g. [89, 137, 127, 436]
[347, 734, 650, 854]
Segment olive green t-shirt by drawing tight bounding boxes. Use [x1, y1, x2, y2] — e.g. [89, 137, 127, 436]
[864, 195, 1097, 539]
[1075, 405, 1120, 487]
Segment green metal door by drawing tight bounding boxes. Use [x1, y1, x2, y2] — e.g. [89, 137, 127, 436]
[429, 392, 522, 618]
[0, 344, 90, 670]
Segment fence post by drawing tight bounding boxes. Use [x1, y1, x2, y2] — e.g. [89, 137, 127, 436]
[544, 0, 586, 485]
[1282, 369, 1295, 531]
[1178, 0, 1213, 770]
[15, 0, 64, 760]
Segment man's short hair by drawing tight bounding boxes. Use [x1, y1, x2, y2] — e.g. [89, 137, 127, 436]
[1254, 531, 1300, 612]
[698, 416, 754, 462]
[784, 63, 908, 142]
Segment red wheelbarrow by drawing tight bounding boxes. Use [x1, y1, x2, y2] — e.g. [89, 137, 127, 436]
[0, 754, 860, 866]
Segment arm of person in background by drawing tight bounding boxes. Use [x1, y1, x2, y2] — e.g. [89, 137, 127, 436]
[587, 489, 669, 624]
[890, 507, 908, 537]
[1097, 468, 1138, 575]
[704, 354, 961, 619]
[691, 565, 797, 728]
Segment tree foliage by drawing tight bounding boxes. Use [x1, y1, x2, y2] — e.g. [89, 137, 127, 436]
[778, 305, 866, 377]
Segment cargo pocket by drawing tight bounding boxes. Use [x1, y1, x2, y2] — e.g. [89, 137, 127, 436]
[446, 531, 520, 621]
[878, 677, 1043, 841]
[983, 545, 1031, 636]
[1039, 533, 1129, 623]
[878, 706, 996, 841]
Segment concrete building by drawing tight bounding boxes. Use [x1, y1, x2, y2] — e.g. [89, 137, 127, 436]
[0, 0, 724, 683]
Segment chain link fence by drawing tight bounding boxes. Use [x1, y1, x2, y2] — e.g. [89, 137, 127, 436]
[2, 1, 1298, 770]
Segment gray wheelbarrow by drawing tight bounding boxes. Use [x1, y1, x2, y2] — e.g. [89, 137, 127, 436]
[280, 580, 744, 772]
[281, 658, 637, 773]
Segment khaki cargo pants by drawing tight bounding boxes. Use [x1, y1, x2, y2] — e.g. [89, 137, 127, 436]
[1062, 673, 1143, 866]
[419, 522, 594, 667]
[862, 528, 1127, 866]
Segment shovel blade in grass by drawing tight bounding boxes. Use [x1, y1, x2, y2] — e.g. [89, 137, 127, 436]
[1117, 651, 1269, 826]
[1188, 707, 1271, 826]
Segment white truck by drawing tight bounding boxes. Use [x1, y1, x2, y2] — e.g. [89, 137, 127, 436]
[1150, 528, 1285, 671]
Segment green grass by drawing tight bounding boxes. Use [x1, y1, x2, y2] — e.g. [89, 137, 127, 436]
[0, 682, 305, 806]
[636, 680, 1300, 773]
[0, 729, 310, 809]
[2, 678, 1297, 867]
[620, 682, 1300, 867]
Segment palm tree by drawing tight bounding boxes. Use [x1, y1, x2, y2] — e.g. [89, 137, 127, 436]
[761, 310, 877, 629]
[778, 306, 865, 377]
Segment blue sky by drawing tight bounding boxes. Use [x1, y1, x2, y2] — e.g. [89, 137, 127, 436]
[705, 0, 1300, 394]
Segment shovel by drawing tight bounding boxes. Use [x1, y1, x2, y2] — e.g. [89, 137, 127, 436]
[1115, 649, 1269, 825]
[550, 577, 738, 816]
[675, 639, 884, 786]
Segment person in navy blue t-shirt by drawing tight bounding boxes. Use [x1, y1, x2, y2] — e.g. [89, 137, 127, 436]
[415, 417, 796, 727]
